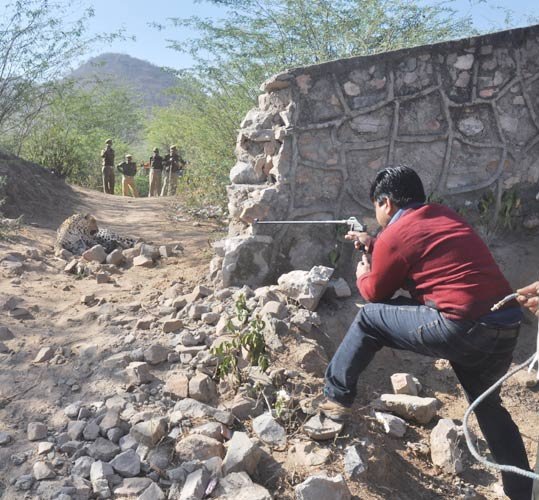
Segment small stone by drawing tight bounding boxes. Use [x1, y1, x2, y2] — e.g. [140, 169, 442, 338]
[28, 422, 47, 441]
[344, 445, 367, 477]
[139, 482, 166, 500]
[295, 474, 351, 500]
[96, 272, 110, 284]
[375, 411, 407, 437]
[0, 325, 14, 340]
[287, 442, 331, 467]
[133, 255, 154, 267]
[162, 319, 183, 333]
[15, 474, 34, 491]
[83, 420, 100, 441]
[130, 417, 168, 447]
[303, 415, 343, 440]
[88, 437, 120, 461]
[67, 420, 86, 440]
[126, 362, 153, 385]
[82, 245, 107, 263]
[33, 461, 56, 480]
[371, 394, 439, 424]
[143, 344, 169, 365]
[0, 431, 12, 445]
[454, 54, 474, 70]
[114, 477, 152, 496]
[188, 372, 217, 404]
[163, 372, 189, 399]
[175, 398, 234, 426]
[72, 456, 94, 478]
[64, 401, 83, 418]
[390, 373, 419, 396]
[33, 347, 54, 363]
[110, 449, 141, 477]
[106, 248, 124, 266]
[136, 317, 153, 330]
[179, 468, 210, 500]
[222, 432, 261, 475]
[252, 412, 287, 448]
[430, 418, 463, 474]
[201, 312, 220, 325]
[175, 434, 225, 462]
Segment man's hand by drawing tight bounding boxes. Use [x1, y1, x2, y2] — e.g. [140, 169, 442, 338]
[516, 281, 539, 315]
[356, 253, 371, 279]
[345, 231, 373, 251]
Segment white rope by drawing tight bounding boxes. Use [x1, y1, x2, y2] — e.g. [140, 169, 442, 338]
[462, 320, 539, 481]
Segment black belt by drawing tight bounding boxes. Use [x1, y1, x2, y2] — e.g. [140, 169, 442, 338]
[476, 323, 520, 339]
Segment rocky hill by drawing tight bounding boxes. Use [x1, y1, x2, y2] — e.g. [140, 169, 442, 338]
[69, 53, 180, 109]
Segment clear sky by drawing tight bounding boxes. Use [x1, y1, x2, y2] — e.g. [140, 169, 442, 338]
[3, 0, 539, 70]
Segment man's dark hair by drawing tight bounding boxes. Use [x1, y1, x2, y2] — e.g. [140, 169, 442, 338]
[369, 165, 426, 207]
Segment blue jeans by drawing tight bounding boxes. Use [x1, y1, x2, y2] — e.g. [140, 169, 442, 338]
[324, 298, 532, 500]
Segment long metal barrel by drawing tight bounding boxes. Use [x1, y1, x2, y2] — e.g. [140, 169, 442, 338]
[253, 219, 349, 224]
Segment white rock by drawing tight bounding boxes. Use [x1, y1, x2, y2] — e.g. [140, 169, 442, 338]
[295, 474, 351, 500]
[430, 418, 463, 474]
[278, 266, 334, 310]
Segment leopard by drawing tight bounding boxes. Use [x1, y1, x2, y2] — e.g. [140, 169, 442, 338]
[94, 228, 138, 253]
[54, 213, 137, 256]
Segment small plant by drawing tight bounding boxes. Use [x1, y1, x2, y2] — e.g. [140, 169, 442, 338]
[499, 189, 520, 229]
[211, 294, 269, 383]
[273, 389, 292, 419]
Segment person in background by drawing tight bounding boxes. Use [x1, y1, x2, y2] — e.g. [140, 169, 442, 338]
[116, 154, 138, 197]
[100, 139, 115, 194]
[148, 147, 163, 197]
[161, 144, 186, 197]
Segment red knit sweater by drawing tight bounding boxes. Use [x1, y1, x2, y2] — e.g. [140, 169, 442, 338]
[357, 204, 513, 320]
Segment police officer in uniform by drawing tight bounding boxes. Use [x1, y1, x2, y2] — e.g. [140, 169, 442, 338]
[161, 145, 186, 197]
[148, 147, 163, 197]
[116, 154, 139, 197]
[101, 139, 115, 194]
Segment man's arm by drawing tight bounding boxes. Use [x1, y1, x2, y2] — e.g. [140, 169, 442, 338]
[357, 236, 410, 302]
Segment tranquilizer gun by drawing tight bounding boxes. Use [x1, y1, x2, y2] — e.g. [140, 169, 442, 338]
[253, 217, 367, 232]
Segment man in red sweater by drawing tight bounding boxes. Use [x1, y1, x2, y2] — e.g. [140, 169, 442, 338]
[321, 166, 532, 500]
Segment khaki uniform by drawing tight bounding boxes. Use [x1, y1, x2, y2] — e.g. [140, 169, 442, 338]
[148, 153, 163, 197]
[116, 161, 138, 197]
[101, 146, 115, 194]
[161, 151, 186, 197]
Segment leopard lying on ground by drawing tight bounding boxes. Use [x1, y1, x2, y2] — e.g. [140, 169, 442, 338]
[54, 213, 137, 255]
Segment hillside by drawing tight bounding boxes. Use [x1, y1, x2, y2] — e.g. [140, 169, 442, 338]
[69, 53, 180, 108]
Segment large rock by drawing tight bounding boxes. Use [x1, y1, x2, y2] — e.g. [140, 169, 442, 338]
[295, 474, 351, 500]
[371, 394, 439, 424]
[126, 362, 153, 385]
[278, 266, 334, 310]
[222, 432, 261, 475]
[430, 419, 463, 474]
[33, 461, 55, 480]
[220, 235, 274, 288]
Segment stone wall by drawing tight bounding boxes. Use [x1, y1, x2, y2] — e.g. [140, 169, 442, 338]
[215, 24, 539, 287]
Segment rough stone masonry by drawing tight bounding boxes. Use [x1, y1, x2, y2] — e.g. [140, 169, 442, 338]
[213, 24, 539, 288]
